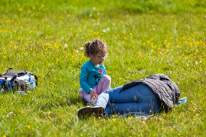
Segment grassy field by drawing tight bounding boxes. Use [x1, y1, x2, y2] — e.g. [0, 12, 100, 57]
[0, 0, 206, 136]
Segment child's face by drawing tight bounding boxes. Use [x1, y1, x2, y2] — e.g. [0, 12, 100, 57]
[90, 51, 107, 66]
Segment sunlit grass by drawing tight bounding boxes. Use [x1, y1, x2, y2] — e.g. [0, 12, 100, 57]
[0, 0, 206, 136]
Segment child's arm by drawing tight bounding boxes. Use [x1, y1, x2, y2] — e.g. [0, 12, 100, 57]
[80, 66, 92, 94]
[102, 64, 107, 75]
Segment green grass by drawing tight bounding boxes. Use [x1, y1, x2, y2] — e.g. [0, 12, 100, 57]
[0, 0, 206, 136]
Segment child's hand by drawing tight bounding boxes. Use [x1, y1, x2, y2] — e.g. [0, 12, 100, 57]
[90, 90, 98, 99]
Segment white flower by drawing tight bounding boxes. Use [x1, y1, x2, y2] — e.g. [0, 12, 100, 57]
[102, 29, 106, 33]
[75, 50, 79, 53]
[80, 47, 84, 50]
[64, 44, 68, 48]
[103, 28, 110, 33]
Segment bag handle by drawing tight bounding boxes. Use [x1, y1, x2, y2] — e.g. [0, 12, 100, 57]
[34, 74, 38, 86]
[30, 73, 38, 86]
[6, 67, 13, 72]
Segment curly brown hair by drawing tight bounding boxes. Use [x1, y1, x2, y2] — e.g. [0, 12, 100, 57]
[84, 39, 108, 57]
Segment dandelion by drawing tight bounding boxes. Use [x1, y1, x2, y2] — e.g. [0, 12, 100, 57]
[18, 8, 23, 12]
[128, 117, 132, 120]
[143, 43, 146, 46]
[195, 113, 199, 117]
[142, 121, 146, 125]
[48, 115, 51, 119]
[112, 119, 116, 122]
[27, 9, 32, 13]
[27, 125, 30, 129]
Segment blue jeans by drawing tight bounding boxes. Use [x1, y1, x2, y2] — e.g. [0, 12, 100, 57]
[95, 83, 161, 115]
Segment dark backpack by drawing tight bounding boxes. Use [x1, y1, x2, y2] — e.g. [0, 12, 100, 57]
[0, 68, 38, 93]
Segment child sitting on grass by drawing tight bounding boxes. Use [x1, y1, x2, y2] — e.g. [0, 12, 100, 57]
[79, 39, 111, 105]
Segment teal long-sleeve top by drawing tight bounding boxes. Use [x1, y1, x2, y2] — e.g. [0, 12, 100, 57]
[79, 60, 106, 93]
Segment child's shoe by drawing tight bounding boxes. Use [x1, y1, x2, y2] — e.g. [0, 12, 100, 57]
[78, 106, 104, 119]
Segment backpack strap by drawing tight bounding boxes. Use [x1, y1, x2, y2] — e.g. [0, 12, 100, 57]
[34, 74, 38, 86]
[30, 73, 38, 86]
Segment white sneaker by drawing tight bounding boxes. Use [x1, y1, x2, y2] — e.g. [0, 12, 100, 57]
[78, 106, 104, 119]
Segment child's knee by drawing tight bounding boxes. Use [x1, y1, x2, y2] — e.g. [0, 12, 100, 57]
[102, 75, 111, 82]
